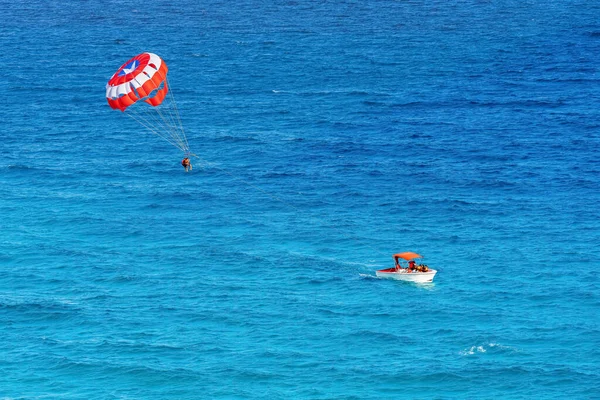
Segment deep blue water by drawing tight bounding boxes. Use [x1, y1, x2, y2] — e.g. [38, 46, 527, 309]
[1, 0, 599, 398]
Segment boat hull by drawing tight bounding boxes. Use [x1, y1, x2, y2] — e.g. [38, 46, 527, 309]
[376, 268, 437, 283]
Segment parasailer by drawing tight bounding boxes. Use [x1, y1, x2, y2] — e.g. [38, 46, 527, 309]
[106, 52, 194, 168]
[181, 157, 192, 172]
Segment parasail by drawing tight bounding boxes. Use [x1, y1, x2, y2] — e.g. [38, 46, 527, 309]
[106, 52, 191, 155]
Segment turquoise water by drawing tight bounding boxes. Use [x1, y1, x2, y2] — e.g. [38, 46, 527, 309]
[1, 0, 599, 398]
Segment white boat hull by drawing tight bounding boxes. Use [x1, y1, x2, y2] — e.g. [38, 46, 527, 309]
[376, 268, 437, 283]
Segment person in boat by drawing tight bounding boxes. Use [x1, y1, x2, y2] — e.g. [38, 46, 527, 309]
[181, 157, 192, 172]
[415, 264, 429, 272]
[408, 260, 416, 271]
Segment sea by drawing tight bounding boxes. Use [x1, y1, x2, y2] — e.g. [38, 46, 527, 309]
[0, 0, 599, 398]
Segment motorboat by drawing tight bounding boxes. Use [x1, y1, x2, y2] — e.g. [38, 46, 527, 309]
[376, 252, 437, 283]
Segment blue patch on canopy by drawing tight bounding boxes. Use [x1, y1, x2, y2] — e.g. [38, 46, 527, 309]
[119, 60, 139, 76]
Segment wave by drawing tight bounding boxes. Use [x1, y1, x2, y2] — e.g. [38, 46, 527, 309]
[0, 296, 81, 322]
[212, 135, 259, 143]
[345, 329, 409, 341]
[6, 164, 36, 171]
[460, 342, 521, 356]
[261, 171, 306, 179]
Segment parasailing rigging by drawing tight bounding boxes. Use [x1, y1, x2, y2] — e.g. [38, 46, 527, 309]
[106, 52, 193, 164]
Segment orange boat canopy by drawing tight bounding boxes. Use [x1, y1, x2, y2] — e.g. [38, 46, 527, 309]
[393, 252, 423, 261]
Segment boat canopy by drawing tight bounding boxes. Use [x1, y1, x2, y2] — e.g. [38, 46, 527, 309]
[393, 252, 422, 260]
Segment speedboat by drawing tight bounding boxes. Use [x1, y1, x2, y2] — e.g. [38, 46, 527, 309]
[376, 252, 437, 283]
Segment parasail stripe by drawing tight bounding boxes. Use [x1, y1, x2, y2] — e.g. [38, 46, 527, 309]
[117, 93, 136, 111]
[130, 73, 152, 90]
[145, 82, 168, 107]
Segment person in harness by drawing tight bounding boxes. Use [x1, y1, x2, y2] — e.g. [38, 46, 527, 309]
[181, 157, 192, 172]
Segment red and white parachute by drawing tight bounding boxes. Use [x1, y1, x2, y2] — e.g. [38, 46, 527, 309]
[106, 52, 191, 155]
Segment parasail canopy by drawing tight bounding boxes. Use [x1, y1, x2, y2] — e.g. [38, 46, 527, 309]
[393, 252, 422, 261]
[106, 52, 169, 111]
[106, 52, 191, 155]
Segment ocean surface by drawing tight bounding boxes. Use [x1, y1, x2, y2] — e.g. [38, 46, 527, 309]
[1, 0, 599, 398]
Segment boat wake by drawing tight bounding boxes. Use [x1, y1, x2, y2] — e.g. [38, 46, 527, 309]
[358, 273, 379, 280]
